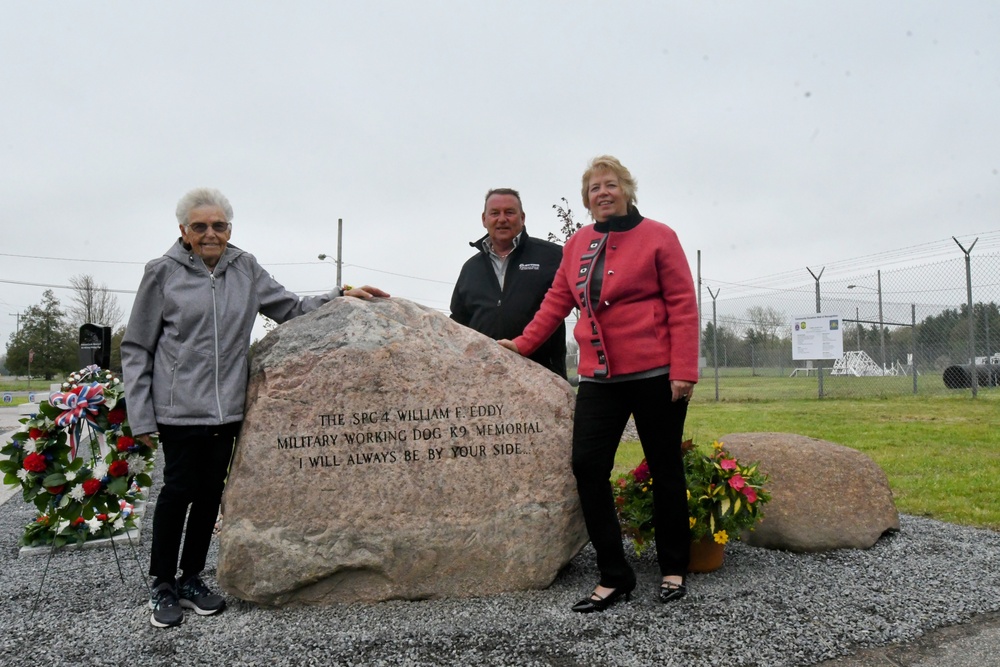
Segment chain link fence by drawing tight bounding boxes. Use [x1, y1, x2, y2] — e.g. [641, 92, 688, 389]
[698, 248, 1000, 400]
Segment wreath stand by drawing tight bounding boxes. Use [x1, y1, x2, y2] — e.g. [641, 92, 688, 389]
[23, 424, 151, 619]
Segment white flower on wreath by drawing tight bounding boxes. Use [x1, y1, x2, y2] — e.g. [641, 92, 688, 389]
[112, 517, 125, 531]
[65, 470, 77, 482]
[68, 485, 86, 503]
[16, 469, 30, 482]
[126, 454, 145, 475]
[92, 461, 108, 480]
[86, 518, 101, 535]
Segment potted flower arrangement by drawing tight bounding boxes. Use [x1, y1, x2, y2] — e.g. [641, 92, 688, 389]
[613, 439, 770, 571]
[0, 365, 155, 548]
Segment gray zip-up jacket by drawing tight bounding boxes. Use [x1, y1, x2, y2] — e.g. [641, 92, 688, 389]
[121, 239, 335, 435]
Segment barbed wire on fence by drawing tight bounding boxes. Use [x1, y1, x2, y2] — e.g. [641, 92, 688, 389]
[699, 247, 1000, 400]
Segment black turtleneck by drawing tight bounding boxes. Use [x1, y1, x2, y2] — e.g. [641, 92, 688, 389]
[593, 205, 643, 234]
[590, 206, 643, 306]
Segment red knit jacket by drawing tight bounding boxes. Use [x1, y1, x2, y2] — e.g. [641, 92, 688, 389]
[514, 213, 699, 382]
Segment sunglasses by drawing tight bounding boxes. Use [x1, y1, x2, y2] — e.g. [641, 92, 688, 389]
[187, 221, 231, 234]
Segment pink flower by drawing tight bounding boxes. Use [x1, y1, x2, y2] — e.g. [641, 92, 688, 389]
[632, 460, 651, 483]
[741, 486, 758, 503]
[719, 458, 738, 471]
[728, 473, 746, 491]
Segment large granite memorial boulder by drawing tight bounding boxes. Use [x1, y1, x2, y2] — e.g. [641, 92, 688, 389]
[217, 298, 586, 605]
[721, 432, 900, 552]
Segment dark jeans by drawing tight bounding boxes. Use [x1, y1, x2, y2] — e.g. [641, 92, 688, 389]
[149, 422, 240, 583]
[572, 375, 690, 588]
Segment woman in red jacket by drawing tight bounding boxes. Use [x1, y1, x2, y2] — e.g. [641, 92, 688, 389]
[500, 155, 699, 612]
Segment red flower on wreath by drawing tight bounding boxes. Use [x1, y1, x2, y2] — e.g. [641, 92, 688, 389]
[29, 427, 47, 440]
[72, 517, 86, 527]
[116, 436, 135, 452]
[96, 513, 108, 521]
[107, 407, 127, 425]
[22, 452, 47, 473]
[108, 460, 129, 477]
[46, 485, 65, 495]
[82, 478, 102, 496]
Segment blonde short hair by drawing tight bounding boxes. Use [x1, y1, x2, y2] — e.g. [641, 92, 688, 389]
[580, 155, 638, 211]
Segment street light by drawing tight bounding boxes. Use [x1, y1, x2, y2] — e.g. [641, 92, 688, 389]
[318, 218, 344, 289]
[848, 270, 885, 374]
[318, 253, 342, 292]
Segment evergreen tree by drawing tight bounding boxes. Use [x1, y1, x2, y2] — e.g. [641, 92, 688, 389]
[4, 290, 77, 380]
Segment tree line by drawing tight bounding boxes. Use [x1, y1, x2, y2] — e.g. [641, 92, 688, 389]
[3, 276, 125, 380]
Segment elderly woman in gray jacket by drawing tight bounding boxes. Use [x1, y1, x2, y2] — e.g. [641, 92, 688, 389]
[122, 187, 388, 628]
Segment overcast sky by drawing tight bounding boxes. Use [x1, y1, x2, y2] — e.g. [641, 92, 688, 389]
[1, 1, 998, 351]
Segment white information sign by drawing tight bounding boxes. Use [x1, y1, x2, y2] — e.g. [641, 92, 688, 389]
[792, 314, 844, 361]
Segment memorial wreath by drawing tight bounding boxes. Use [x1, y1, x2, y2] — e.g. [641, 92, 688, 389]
[0, 365, 155, 548]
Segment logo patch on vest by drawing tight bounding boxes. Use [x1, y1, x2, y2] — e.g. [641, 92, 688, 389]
[518, 263, 540, 271]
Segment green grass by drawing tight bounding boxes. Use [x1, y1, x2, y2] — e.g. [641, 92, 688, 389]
[0, 378, 50, 406]
[0, 378, 48, 392]
[700, 369, 962, 400]
[615, 392, 1000, 531]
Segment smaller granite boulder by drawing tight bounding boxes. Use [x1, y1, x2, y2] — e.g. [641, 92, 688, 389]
[721, 432, 900, 552]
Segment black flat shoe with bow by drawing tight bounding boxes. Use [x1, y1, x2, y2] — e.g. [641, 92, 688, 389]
[571, 582, 636, 613]
[659, 577, 687, 603]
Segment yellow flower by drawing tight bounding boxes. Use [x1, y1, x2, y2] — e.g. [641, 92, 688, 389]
[689, 517, 696, 529]
[686, 489, 691, 500]
[641, 486, 648, 493]
[713, 530, 729, 545]
[712, 440, 724, 451]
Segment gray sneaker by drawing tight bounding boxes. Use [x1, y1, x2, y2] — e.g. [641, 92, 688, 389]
[149, 582, 183, 628]
[177, 575, 226, 615]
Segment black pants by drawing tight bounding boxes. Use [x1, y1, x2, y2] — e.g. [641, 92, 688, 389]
[149, 422, 240, 583]
[572, 375, 690, 588]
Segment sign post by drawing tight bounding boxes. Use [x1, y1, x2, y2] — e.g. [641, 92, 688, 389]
[792, 314, 844, 398]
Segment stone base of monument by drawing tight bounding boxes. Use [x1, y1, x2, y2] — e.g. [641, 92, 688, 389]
[217, 298, 587, 605]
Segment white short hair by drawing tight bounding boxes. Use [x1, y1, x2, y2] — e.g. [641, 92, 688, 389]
[175, 188, 234, 226]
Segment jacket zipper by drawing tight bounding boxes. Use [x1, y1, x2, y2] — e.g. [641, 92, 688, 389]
[211, 273, 224, 423]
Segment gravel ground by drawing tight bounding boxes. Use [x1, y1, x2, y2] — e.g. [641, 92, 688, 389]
[2, 434, 1000, 666]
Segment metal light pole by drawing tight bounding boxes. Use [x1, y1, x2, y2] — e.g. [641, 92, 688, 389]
[318, 218, 344, 290]
[848, 277, 885, 373]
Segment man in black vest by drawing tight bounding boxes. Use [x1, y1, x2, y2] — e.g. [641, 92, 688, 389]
[451, 188, 567, 378]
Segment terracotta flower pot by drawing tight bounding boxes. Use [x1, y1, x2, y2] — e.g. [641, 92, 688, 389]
[688, 536, 725, 573]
